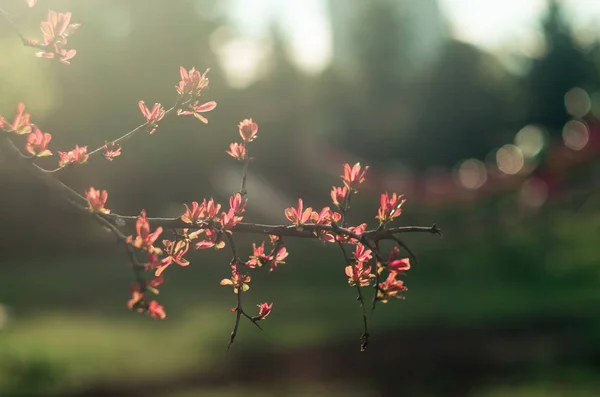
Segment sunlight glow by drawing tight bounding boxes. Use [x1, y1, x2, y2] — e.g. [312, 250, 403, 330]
[223, 0, 600, 86]
[214, 36, 270, 89]
[277, 1, 332, 75]
[439, 0, 546, 48]
[440, 0, 600, 51]
[228, 0, 331, 75]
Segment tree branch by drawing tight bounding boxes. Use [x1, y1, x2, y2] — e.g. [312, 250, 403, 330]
[0, 6, 443, 351]
[102, 213, 440, 241]
[1, 132, 441, 249]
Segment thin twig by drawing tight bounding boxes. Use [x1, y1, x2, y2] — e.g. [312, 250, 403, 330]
[0, 136, 87, 206]
[362, 239, 385, 312]
[0, 6, 29, 45]
[331, 220, 387, 312]
[356, 284, 369, 351]
[93, 213, 146, 290]
[337, 241, 370, 351]
[391, 235, 419, 266]
[372, 240, 382, 311]
[224, 231, 242, 349]
[42, 103, 183, 173]
[240, 154, 250, 198]
[89, 102, 181, 157]
[228, 287, 243, 350]
[224, 231, 260, 349]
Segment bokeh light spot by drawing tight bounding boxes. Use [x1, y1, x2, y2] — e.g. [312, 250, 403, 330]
[519, 177, 548, 209]
[514, 125, 545, 158]
[562, 120, 589, 151]
[454, 159, 487, 190]
[496, 145, 524, 175]
[564, 87, 591, 118]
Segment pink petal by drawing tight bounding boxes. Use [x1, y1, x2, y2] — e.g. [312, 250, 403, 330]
[193, 113, 208, 124]
[194, 101, 217, 112]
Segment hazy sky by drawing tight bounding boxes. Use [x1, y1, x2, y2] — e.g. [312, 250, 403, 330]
[221, 0, 600, 86]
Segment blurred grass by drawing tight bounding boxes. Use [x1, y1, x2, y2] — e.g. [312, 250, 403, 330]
[1, 201, 600, 395]
[474, 386, 600, 397]
[0, 307, 232, 394]
[166, 383, 378, 397]
[167, 381, 600, 397]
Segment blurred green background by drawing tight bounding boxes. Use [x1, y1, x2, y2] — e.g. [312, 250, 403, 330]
[2, 0, 600, 395]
